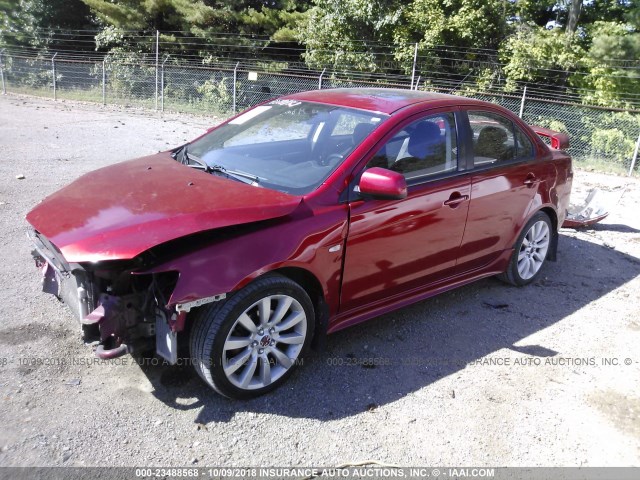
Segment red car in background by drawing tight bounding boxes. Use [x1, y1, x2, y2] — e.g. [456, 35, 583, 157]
[26, 89, 572, 398]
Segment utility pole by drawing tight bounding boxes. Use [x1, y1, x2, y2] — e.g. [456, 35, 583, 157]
[232, 62, 239, 113]
[51, 53, 58, 100]
[155, 30, 159, 110]
[161, 55, 170, 112]
[102, 57, 106, 105]
[519, 86, 527, 118]
[629, 132, 640, 177]
[410, 43, 418, 90]
[0, 49, 6, 95]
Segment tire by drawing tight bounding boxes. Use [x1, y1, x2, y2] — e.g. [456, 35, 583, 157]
[499, 211, 553, 286]
[189, 274, 315, 399]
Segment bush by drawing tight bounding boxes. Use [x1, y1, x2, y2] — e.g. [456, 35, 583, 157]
[590, 128, 634, 161]
[196, 76, 232, 112]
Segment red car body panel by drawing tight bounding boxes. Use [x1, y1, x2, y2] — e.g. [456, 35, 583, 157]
[26, 155, 301, 263]
[147, 199, 350, 317]
[285, 89, 460, 115]
[341, 176, 471, 311]
[455, 160, 557, 272]
[26, 88, 573, 342]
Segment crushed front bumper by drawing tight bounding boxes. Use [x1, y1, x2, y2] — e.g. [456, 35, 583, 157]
[28, 228, 97, 323]
[28, 228, 178, 362]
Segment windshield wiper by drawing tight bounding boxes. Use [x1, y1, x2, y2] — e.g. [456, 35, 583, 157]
[178, 145, 210, 171]
[209, 165, 260, 186]
[173, 143, 192, 165]
[176, 145, 260, 186]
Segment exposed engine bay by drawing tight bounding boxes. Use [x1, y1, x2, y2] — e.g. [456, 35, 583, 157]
[29, 228, 183, 362]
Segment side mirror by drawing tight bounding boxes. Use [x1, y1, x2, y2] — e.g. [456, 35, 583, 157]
[359, 167, 408, 200]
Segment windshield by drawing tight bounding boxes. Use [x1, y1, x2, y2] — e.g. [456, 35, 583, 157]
[186, 100, 387, 195]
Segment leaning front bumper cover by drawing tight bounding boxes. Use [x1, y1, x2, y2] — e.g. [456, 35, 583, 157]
[28, 228, 97, 323]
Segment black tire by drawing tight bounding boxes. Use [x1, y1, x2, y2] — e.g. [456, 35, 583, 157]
[499, 211, 553, 286]
[189, 274, 315, 399]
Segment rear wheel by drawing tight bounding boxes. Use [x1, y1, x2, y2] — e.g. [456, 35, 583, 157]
[190, 274, 314, 399]
[499, 211, 552, 286]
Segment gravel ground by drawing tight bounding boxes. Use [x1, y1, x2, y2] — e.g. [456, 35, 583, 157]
[0, 94, 639, 468]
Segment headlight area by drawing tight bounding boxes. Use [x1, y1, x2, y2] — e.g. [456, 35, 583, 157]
[29, 233, 182, 362]
[82, 267, 181, 362]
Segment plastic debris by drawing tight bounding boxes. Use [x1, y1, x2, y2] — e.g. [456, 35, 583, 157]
[563, 188, 609, 228]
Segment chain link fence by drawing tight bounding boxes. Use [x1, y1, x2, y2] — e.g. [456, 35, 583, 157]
[1, 51, 638, 176]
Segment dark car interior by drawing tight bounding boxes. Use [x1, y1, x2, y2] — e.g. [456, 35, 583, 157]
[367, 115, 457, 180]
[198, 106, 385, 194]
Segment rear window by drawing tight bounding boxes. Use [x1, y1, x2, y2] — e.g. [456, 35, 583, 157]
[468, 111, 535, 167]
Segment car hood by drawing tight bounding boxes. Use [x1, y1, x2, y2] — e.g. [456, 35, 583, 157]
[26, 153, 302, 263]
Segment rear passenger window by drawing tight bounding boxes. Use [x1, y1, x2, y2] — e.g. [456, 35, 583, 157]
[515, 127, 534, 159]
[366, 113, 458, 181]
[468, 112, 516, 166]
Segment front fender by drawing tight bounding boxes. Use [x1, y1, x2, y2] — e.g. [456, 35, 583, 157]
[147, 204, 349, 316]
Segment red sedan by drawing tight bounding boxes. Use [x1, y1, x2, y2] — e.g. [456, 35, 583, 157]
[26, 89, 573, 398]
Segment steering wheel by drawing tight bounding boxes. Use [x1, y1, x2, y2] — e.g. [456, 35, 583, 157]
[316, 153, 344, 167]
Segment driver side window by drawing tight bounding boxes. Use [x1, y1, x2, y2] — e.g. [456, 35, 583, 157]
[366, 113, 458, 180]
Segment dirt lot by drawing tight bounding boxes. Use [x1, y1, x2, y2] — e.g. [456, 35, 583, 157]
[0, 94, 639, 468]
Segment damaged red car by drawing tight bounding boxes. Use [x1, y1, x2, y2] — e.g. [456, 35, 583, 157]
[27, 89, 573, 398]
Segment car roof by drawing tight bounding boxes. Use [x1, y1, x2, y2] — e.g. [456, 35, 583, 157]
[284, 88, 486, 115]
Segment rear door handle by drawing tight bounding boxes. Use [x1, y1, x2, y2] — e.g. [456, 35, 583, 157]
[443, 193, 469, 207]
[523, 173, 537, 187]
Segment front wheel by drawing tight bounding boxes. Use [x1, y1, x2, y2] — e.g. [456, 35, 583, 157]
[189, 274, 314, 399]
[499, 211, 552, 286]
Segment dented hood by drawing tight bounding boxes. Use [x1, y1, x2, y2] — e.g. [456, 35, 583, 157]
[26, 153, 301, 263]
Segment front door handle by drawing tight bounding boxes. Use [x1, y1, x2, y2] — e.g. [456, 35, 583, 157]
[444, 193, 469, 207]
[523, 173, 537, 187]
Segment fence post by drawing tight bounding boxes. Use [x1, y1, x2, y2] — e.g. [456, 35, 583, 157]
[161, 55, 169, 112]
[51, 52, 58, 100]
[155, 30, 159, 111]
[102, 58, 106, 105]
[518, 86, 527, 118]
[629, 132, 640, 176]
[232, 62, 239, 114]
[0, 49, 6, 95]
[410, 43, 418, 90]
[318, 68, 326, 90]
[414, 75, 421, 91]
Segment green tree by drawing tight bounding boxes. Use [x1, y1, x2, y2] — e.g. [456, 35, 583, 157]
[577, 21, 640, 107]
[500, 1, 640, 106]
[81, 1, 310, 39]
[566, 0, 583, 35]
[239, 1, 309, 42]
[1, 0, 94, 48]
[301, 0, 509, 73]
[499, 25, 585, 90]
[301, 0, 401, 71]
[81, 0, 219, 32]
[395, 0, 509, 76]
[514, 0, 559, 27]
[81, 0, 311, 61]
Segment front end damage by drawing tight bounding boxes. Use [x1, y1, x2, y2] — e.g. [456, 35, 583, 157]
[29, 228, 187, 362]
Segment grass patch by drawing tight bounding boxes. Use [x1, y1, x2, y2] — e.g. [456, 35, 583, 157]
[573, 155, 636, 176]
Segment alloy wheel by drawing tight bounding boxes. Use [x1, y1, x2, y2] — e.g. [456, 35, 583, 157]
[517, 220, 550, 280]
[221, 294, 307, 390]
